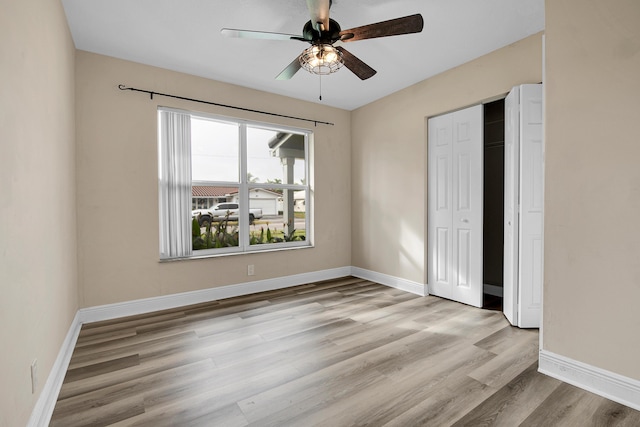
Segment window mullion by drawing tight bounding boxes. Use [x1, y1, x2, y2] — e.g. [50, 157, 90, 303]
[304, 133, 311, 246]
[238, 124, 249, 249]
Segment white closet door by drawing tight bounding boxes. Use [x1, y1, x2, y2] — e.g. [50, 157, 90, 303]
[503, 84, 543, 328]
[428, 113, 454, 300]
[503, 87, 520, 325]
[429, 105, 483, 307]
[518, 84, 543, 328]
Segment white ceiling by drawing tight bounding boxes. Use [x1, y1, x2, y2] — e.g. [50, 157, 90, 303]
[61, 0, 544, 111]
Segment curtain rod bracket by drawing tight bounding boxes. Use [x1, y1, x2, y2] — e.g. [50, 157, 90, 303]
[117, 83, 334, 126]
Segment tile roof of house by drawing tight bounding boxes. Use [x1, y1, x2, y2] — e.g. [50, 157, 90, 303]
[192, 186, 238, 197]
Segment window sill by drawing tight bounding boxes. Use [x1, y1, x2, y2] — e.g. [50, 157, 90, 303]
[159, 243, 314, 263]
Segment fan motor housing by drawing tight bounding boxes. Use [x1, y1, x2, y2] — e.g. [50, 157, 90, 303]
[303, 19, 341, 44]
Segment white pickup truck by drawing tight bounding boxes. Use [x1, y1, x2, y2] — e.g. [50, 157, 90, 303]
[192, 203, 263, 226]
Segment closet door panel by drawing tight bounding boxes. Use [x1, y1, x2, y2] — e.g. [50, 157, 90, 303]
[518, 84, 543, 328]
[429, 105, 483, 308]
[503, 87, 520, 325]
[428, 113, 454, 299]
[503, 83, 543, 328]
[451, 105, 483, 307]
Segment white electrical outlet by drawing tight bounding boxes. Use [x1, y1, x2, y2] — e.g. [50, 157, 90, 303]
[30, 359, 38, 393]
[247, 264, 255, 276]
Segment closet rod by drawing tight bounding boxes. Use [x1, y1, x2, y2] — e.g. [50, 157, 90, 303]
[118, 85, 334, 127]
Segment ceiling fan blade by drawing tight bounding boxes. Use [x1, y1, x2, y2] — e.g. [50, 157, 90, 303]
[339, 13, 424, 42]
[306, 0, 331, 32]
[275, 56, 302, 80]
[221, 28, 306, 42]
[336, 46, 376, 80]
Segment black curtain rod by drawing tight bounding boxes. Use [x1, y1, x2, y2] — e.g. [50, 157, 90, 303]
[118, 85, 334, 127]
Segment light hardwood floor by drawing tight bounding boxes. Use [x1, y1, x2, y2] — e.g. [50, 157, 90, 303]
[51, 277, 640, 426]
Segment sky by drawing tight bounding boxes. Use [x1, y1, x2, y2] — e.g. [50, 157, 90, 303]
[191, 117, 305, 185]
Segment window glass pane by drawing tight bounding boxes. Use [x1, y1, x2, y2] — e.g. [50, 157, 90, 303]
[249, 188, 306, 245]
[191, 118, 239, 182]
[247, 127, 306, 185]
[191, 186, 240, 250]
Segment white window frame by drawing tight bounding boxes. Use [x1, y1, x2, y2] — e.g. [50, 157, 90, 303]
[158, 107, 313, 260]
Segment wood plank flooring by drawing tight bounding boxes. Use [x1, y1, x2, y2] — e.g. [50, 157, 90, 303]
[51, 277, 640, 426]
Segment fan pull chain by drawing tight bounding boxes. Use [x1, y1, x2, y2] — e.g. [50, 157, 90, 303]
[319, 74, 322, 101]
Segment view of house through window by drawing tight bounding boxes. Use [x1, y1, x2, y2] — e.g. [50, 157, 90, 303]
[158, 108, 311, 259]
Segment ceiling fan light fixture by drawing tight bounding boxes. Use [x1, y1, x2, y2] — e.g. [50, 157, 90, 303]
[299, 44, 343, 75]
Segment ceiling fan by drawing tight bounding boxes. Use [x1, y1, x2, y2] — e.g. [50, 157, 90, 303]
[221, 0, 424, 81]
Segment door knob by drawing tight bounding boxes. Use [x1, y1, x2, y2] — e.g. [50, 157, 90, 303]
[461, 219, 469, 223]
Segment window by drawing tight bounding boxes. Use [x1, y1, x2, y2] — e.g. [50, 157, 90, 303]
[158, 108, 311, 260]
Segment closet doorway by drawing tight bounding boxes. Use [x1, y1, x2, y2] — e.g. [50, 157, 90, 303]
[426, 101, 503, 309]
[483, 99, 506, 310]
[427, 85, 543, 326]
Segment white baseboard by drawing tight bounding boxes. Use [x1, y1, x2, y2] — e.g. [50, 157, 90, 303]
[539, 349, 640, 411]
[27, 311, 82, 427]
[79, 266, 352, 324]
[483, 284, 504, 297]
[79, 266, 427, 324]
[351, 267, 427, 296]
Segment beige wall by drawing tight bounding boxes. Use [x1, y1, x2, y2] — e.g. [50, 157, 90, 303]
[543, 0, 640, 379]
[0, 0, 78, 425]
[75, 51, 351, 307]
[3, 3, 638, 424]
[351, 33, 543, 285]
